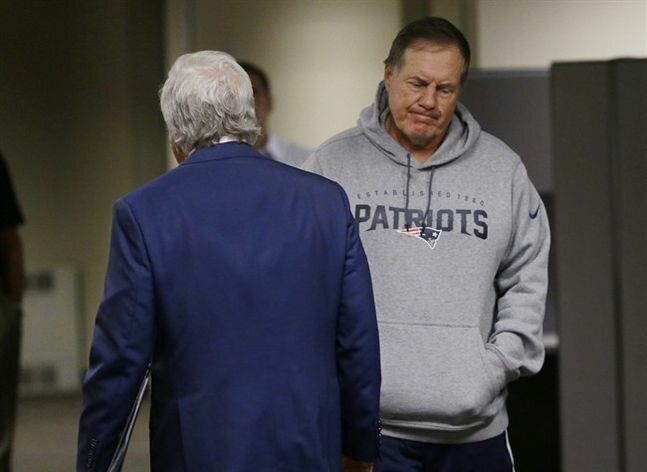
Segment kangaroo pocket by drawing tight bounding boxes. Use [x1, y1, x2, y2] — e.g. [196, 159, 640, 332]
[379, 323, 502, 430]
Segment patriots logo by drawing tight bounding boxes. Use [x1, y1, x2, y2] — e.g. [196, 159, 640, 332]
[397, 226, 442, 249]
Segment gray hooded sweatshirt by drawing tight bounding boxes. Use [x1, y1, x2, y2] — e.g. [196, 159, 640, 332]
[303, 83, 550, 444]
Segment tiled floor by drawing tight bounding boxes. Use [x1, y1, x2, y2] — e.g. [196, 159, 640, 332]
[13, 394, 150, 471]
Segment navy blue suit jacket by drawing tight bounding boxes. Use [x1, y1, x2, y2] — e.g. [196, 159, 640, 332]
[77, 143, 381, 471]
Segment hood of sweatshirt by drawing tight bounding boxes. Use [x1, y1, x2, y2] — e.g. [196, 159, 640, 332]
[357, 81, 481, 170]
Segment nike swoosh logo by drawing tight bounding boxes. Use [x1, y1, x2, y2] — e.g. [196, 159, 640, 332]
[529, 204, 541, 219]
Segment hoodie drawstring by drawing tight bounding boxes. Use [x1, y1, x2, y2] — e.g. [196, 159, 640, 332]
[404, 154, 412, 229]
[422, 167, 435, 231]
[403, 154, 435, 230]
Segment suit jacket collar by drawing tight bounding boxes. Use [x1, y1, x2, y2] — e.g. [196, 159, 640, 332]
[181, 142, 265, 166]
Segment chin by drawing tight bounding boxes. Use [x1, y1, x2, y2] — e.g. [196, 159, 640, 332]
[407, 132, 436, 148]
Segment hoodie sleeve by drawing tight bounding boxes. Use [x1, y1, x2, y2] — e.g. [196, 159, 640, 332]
[485, 162, 551, 392]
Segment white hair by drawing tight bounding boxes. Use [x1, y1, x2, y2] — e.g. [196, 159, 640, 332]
[160, 51, 260, 155]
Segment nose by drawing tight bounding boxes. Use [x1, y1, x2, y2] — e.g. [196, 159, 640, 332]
[418, 86, 437, 109]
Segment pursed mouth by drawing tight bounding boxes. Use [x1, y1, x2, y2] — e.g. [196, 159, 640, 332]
[409, 111, 440, 122]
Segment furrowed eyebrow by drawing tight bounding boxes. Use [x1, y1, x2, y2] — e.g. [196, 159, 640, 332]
[408, 76, 429, 85]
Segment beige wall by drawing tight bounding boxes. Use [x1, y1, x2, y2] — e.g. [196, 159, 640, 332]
[0, 1, 166, 350]
[188, 0, 404, 149]
[475, 0, 647, 68]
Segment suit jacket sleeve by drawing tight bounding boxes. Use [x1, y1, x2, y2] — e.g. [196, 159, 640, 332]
[335, 186, 381, 462]
[77, 198, 155, 471]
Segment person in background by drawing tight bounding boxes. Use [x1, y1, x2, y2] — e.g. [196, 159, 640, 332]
[0, 153, 25, 472]
[77, 51, 380, 472]
[239, 61, 313, 167]
[304, 17, 550, 471]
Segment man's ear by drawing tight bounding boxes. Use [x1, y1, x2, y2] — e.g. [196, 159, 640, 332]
[171, 142, 186, 164]
[384, 65, 394, 90]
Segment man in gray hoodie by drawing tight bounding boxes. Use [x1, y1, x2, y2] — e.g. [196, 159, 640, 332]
[303, 17, 550, 471]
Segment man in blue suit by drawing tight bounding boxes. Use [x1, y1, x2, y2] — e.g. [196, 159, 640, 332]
[77, 51, 381, 472]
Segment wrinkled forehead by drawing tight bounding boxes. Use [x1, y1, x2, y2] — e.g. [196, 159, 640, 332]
[390, 42, 464, 85]
[393, 40, 465, 74]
